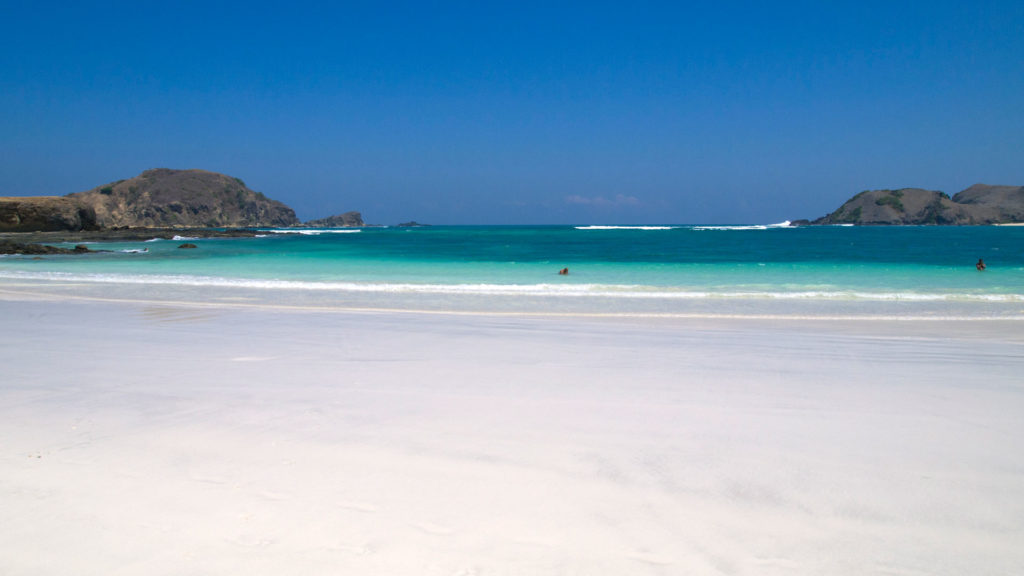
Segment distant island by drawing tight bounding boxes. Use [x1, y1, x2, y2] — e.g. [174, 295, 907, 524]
[304, 212, 365, 227]
[795, 184, 1024, 226]
[0, 168, 363, 233]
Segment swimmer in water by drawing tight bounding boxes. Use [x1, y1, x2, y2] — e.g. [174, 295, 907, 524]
[976, 258, 986, 271]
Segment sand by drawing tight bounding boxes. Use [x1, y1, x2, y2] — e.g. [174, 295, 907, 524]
[1, 284, 1023, 575]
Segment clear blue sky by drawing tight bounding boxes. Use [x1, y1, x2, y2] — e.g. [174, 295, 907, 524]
[2, 1, 1022, 224]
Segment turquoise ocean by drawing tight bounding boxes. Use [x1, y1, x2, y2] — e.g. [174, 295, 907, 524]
[2, 224, 1023, 317]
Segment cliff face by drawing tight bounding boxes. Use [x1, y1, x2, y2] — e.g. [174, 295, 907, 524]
[67, 169, 300, 228]
[0, 196, 99, 232]
[813, 184, 1024, 225]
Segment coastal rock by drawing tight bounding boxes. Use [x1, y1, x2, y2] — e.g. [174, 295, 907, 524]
[303, 211, 364, 227]
[397, 221, 428, 227]
[811, 184, 1024, 225]
[178, 243, 198, 249]
[2, 169, 366, 244]
[0, 196, 99, 232]
[0, 240, 92, 255]
[68, 169, 301, 228]
[951, 184, 1024, 222]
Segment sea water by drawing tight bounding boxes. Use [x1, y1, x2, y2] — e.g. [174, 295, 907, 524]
[2, 225, 1023, 317]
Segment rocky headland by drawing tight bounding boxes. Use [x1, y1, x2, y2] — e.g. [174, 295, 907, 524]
[1, 168, 302, 233]
[1, 168, 365, 253]
[67, 168, 300, 229]
[803, 184, 1024, 225]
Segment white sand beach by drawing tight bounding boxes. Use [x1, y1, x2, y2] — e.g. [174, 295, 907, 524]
[2, 282, 1023, 575]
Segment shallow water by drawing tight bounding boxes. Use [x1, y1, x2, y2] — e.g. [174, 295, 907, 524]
[2, 225, 1022, 316]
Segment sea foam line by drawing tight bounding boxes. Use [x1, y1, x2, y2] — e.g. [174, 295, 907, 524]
[265, 229, 362, 235]
[574, 222, 793, 231]
[2, 271, 1022, 303]
[693, 221, 793, 231]
[575, 225, 678, 230]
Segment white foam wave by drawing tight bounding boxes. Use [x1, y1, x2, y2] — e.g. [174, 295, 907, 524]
[575, 226, 678, 230]
[172, 235, 198, 241]
[2, 270, 1022, 303]
[267, 229, 362, 235]
[119, 248, 149, 254]
[692, 218, 794, 229]
[693, 225, 767, 231]
[693, 221, 794, 231]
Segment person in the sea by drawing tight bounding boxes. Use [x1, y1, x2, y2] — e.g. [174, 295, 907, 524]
[559, 268, 569, 275]
[976, 258, 986, 271]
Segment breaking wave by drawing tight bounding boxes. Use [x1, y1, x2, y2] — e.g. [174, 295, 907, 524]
[575, 226, 678, 230]
[693, 221, 793, 231]
[2, 270, 1021, 303]
[266, 229, 362, 235]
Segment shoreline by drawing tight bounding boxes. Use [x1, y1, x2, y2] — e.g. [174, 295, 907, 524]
[0, 226, 271, 243]
[0, 227, 274, 255]
[2, 276, 1023, 321]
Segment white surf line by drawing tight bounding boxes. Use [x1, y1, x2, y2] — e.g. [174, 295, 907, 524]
[3, 271, 1022, 303]
[1, 283, 1022, 322]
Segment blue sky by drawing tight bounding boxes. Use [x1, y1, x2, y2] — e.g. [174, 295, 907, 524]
[2, 1, 1022, 224]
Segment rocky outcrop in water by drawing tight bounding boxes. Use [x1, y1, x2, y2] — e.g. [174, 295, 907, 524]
[810, 184, 1024, 225]
[303, 211, 364, 227]
[0, 240, 93, 255]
